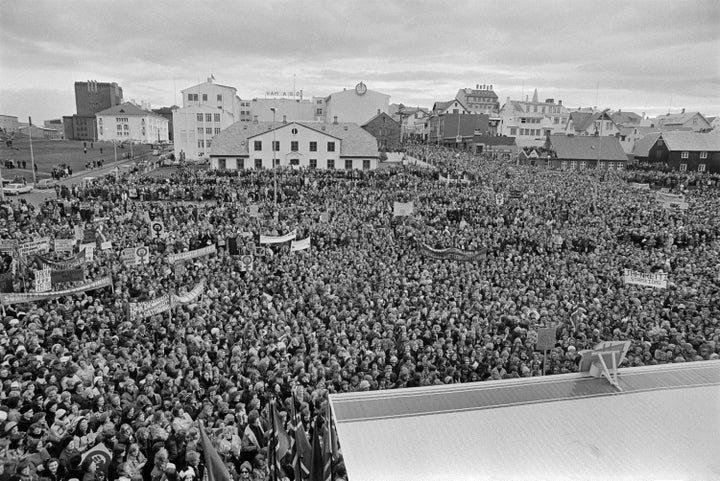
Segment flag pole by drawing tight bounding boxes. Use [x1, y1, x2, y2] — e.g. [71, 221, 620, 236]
[29, 117, 37, 185]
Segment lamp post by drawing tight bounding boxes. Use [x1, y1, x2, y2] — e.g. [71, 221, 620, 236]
[270, 108, 277, 208]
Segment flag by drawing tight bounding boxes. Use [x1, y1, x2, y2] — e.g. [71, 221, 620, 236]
[227, 237, 239, 256]
[81, 443, 112, 479]
[322, 414, 338, 481]
[269, 401, 291, 480]
[198, 422, 232, 481]
[308, 417, 324, 481]
[289, 394, 311, 480]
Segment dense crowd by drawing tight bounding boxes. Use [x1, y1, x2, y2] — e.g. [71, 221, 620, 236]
[1, 144, 719, 481]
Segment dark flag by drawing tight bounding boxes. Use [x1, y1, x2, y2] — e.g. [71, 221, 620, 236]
[289, 393, 311, 480]
[227, 236, 239, 256]
[198, 422, 233, 481]
[308, 417, 324, 481]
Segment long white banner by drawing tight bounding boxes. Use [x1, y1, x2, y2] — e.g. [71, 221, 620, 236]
[166, 245, 217, 264]
[623, 269, 667, 289]
[171, 279, 205, 305]
[127, 294, 171, 321]
[1, 277, 113, 305]
[290, 237, 311, 252]
[259, 229, 297, 245]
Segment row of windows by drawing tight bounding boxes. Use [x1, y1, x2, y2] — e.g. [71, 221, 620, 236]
[197, 127, 221, 135]
[198, 140, 212, 148]
[196, 113, 222, 122]
[253, 140, 335, 152]
[520, 118, 542, 124]
[115, 117, 128, 122]
[681, 151, 708, 159]
[188, 94, 223, 102]
[560, 161, 624, 171]
[509, 128, 542, 136]
[216, 158, 371, 170]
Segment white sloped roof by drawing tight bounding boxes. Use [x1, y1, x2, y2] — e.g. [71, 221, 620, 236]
[330, 360, 720, 481]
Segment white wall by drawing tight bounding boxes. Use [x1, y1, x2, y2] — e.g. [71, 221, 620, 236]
[97, 114, 168, 143]
[325, 90, 390, 126]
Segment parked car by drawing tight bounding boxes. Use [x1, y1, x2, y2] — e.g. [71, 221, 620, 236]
[2, 183, 33, 195]
[35, 178, 59, 189]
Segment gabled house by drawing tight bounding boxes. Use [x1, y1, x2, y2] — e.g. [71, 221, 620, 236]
[633, 131, 720, 173]
[651, 111, 712, 132]
[362, 111, 401, 151]
[432, 99, 470, 116]
[96, 102, 169, 143]
[565, 109, 620, 137]
[209, 119, 379, 171]
[610, 110, 643, 126]
[543, 135, 627, 170]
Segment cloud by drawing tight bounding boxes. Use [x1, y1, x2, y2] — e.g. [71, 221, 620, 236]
[0, 0, 718, 122]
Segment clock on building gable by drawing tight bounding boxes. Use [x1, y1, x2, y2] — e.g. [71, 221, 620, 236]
[355, 82, 367, 96]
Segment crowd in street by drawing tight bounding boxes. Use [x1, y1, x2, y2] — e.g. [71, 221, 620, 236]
[0, 143, 719, 481]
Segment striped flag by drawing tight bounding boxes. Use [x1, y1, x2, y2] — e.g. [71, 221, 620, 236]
[322, 414, 338, 481]
[288, 394, 311, 480]
[308, 417, 324, 481]
[198, 422, 232, 481]
[269, 401, 290, 481]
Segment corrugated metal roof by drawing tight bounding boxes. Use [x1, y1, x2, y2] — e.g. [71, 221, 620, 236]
[330, 360, 720, 481]
[549, 135, 627, 161]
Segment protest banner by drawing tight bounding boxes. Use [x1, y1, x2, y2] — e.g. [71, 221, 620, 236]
[19, 238, 51, 257]
[629, 182, 650, 190]
[1, 277, 113, 305]
[0, 239, 17, 252]
[74, 225, 84, 242]
[36, 249, 87, 270]
[127, 294, 172, 321]
[290, 237, 311, 252]
[54, 238, 75, 254]
[100, 241, 113, 250]
[623, 269, 667, 289]
[495, 193, 504, 206]
[172, 279, 206, 305]
[393, 201, 414, 217]
[34, 268, 52, 292]
[51, 269, 85, 286]
[166, 245, 216, 264]
[121, 246, 149, 266]
[79, 244, 95, 262]
[536, 327, 558, 351]
[248, 204, 261, 218]
[417, 242, 488, 262]
[149, 220, 166, 239]
[259, 229, 297, 245]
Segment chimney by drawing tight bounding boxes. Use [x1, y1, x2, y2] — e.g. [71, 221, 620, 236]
[558, 100, 562, 105]
[681, 108, 685, 114]
[642, 112, 645, 119]
[282, 115, 287, 124]
[333, 116, 338, 125]
[490, 84, 493, 90]
[377, 109, 381, 115]
[476, 84, 479, 89]
[253, 115, 258, 124]
[506, 96, 510, 104]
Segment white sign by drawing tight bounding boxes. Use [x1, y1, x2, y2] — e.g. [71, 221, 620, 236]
[34, 268, 52, 292]
[290, 237, 311, 252]
[240, 255, 254, 272]
[495, 193, 504, 206]
[393, 201, 414, 217]
[19, 238, 51, 256]
[54, 238, 75, 254]
[623, 269, 667, 289]
[150, 220, 166, 239]
[79, 244, 95, 262]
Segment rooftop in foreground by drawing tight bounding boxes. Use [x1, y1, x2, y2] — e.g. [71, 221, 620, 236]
[330, 360, 720, 481]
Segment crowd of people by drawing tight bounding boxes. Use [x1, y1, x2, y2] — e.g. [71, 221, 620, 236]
[0, 143, 719, 481]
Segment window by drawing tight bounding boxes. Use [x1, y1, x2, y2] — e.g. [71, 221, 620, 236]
[188, 94, 198, 101]
[291, 128, 298, 135]
[698, 163, 706, 172]
[309, 141, 317, 152]
[197, 113, 203, 122]
[238, 158, 244, 170]
[274, 158, 280, 167]
[316, 108, 323, 115]
[579, 161, 586, 170]
[198, 140, 204, 148]
[327, 141, 335, 152]
[700, 151, 708, 159]
[202, 94, 208, 101]
[272, 141, 280, 151]
[327, 159, 335, 170]
[570, 160, 577, 170]
[254, 141, 262, 151]
[197, 127, 203, 134]
[214, 128, 220, 134]
[679, 164, 687, 172]
[345, 159, 353, 170]
[510, 127, 517, 136]
[309, 159, 317, 169]
[681, 151, 689, 159]
[363, 159, 371, 170]
[218, 159, 226, 170]
[254, 159, 263, 169]
[214, 113, 221, 122]
[206, 128, 212, 134]
[205, 114, 212, 122]
[291, 141, 299, 152]
[206, 140, 211, 148]
[217, 94, 222, 102]
[290, 158, 300, 166]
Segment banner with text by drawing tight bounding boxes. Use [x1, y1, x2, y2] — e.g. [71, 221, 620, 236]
[1, 277, 113, 305]
[54, 238, 76, 254]
[623, 269, 667, 289]
[34, 268, 52, 292]
[166, 245, 217, 264]
[19, 238, 51, 257]
[290, 237, 311, 252]
[171, 279, 205, 305]
[51, 269, 85, 286]
[35, 248, 88, 270]
[127, 294, 172, 321]
[417, 242, 489, 262]
[259, 229, 297, 245]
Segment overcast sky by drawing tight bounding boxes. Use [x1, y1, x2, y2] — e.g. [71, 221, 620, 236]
[1, 0, 718, 123]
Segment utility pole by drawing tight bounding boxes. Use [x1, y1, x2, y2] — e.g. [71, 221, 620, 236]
[271, 108, 277, 208]
[29, 117, 37, 184]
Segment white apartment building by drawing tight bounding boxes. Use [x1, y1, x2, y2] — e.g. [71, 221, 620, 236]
[173, 77, 242, 160]
[498, 90, 570, 147]
[96, 102, 169, 143]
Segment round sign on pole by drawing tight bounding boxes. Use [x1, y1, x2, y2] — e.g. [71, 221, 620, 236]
[135, 246, 150, 264]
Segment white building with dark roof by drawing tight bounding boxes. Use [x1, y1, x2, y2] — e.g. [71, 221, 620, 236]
[651, 110, 712, 132]
[455, 84, 499, 115]
[96, 102, 169, 143]
[499, 90, 570, 147]
[209, 119, 379, 171]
